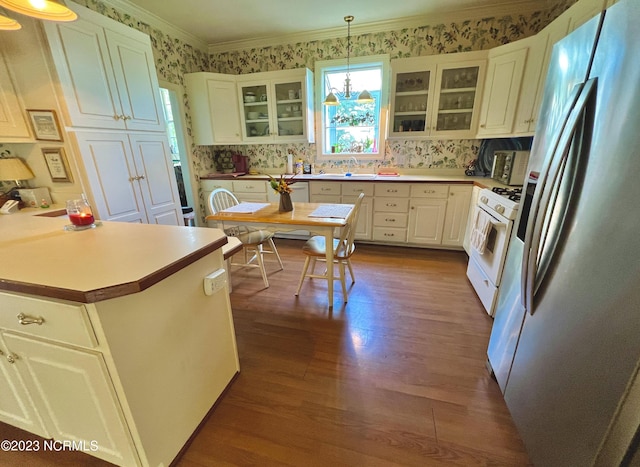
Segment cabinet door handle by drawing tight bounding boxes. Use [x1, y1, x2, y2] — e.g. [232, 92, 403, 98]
[138, 175, 145, 180]
[6, 353, 17, 364]
[17, 313, 44, 326]
[122, 115, 132, 121]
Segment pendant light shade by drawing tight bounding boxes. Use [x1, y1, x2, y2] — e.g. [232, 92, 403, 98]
[323, 91, 339, 106]
[0, 0, 77, 22]
[356, 89, 374, 103]
[0, 12, 21, 29]
[322, 15, 375, 106]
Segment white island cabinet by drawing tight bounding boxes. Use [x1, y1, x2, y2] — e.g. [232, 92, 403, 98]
[0, 216, 239, 466]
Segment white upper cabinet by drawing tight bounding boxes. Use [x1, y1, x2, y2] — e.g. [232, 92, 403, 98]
[185, 73, 242, 145]
[0, 51, 30, 141]
[477, 41, 528, 137]
[567, 0, 608, 32]
[237, 68, 314, 144]
[43, 3, 164, 132]
[389, 51, 487, 139]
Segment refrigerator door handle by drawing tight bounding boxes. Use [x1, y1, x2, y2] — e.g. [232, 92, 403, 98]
[520, 83, 584, 309]
[524, 78, 597, 315]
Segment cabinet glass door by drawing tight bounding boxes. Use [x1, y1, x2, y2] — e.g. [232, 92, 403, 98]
[274, 81, 304, 138]
[240, 84, 270, 139]
[435, 66, 480, 132]
[391, 70, 430, 135]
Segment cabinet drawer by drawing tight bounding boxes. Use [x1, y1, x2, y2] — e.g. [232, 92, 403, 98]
[466, 258, 497, 316]
[374, 183, 410, 197]
[373, 212, 408, 228]
[311, 194, 341, 203]
[232, 180, 266, 193]
[410, 184, 449, 198]
[310, 181, 341, 196]
[0, 293, 97, 348]
[373, 227, 407, 243]
[200, 180, 233, 192]
[341, 183, 374, 197]
[375, 197, 410, 213]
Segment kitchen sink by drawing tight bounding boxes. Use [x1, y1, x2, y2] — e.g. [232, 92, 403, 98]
[312, 173, 377, 178]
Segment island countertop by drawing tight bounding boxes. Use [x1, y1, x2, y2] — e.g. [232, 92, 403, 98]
[0, 215, 228, 303]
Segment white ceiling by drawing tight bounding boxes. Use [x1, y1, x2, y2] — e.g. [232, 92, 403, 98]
[112, 0, 552, 51]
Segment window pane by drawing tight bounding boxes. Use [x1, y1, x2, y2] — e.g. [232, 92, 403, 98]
[322, 66, 382, 155]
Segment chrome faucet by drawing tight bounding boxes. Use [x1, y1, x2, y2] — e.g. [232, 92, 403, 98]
[345, 156, 358, 175]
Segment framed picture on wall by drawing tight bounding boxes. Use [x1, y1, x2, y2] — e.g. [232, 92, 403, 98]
[27, 109, 63, 142]
[42, 147, 72, 183]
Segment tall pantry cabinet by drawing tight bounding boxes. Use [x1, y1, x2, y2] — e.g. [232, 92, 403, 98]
[43, 3, 182, 225]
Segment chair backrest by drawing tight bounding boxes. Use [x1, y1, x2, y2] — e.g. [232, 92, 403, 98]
[335, 192, 365, 258]
[208, 188, 240, 215]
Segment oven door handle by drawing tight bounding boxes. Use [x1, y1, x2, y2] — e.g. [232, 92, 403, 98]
[523, 78, 596, 315]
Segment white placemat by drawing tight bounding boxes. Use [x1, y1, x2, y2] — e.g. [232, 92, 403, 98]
[308, 204, 352, 218]
[221, 202, 269, 214]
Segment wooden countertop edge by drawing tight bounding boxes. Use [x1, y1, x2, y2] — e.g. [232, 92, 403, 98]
[0, 236, 229, 304]
[201, 174, 495, 189]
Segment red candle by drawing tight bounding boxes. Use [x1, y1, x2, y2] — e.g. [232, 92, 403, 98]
[69, 212, 95, 226]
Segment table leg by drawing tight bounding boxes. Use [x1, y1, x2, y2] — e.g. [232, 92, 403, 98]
[324, 227, 334, 307]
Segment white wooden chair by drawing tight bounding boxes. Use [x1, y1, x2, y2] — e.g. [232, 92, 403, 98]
[208, 188, 283, 288]
[295, 193, 365, 302]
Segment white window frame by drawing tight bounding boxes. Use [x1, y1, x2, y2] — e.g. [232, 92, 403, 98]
[315, 54, 390, 160]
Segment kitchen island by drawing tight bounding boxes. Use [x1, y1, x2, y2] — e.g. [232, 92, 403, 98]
[0, 215, 239, 466]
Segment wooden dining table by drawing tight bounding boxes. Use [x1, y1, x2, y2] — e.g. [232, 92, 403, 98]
[207, 201, 354, 307]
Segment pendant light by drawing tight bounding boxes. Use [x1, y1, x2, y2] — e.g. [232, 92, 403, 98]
[0, 0, 77, 22]
[323, 15, 375, 105]
[0, 12, 21, 29]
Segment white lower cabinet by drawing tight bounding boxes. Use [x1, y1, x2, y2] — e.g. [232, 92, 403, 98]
[408, 198, 447, 244]
[0, 339, 47, 437]
[72, 131, 182, 225]
[0, 247, 239, 467]
[310, 181, 373, 240]
[442, 185, 473, 247]
[463, 185, 482, 254]
[1, 332, 138, 466]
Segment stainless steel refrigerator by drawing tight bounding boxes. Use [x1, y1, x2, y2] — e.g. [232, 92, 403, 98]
[486, 0, 640, 464]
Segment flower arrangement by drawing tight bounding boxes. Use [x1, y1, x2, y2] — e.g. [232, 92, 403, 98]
[268, 174, 296, 194]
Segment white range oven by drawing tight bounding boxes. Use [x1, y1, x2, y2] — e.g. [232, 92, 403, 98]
[466, 187, 521, 316]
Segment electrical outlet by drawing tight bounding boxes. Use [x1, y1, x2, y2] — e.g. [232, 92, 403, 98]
[203, 269, 227, 295]
[425, 155, 433, 167]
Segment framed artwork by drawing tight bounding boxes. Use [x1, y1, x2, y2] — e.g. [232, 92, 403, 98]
[27, 109, 63, 142]
[42, 148, 72, 183]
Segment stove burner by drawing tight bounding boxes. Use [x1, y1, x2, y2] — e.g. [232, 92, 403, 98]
[508, 194, 521, 202]
[492, 187, 522, 196]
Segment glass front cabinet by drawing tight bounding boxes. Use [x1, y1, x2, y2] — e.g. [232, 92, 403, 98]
[237, 69, 314, 143]
[389, 52, 487, 139]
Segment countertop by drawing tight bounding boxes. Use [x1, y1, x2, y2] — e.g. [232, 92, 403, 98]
[0, 214, 228, 303]
[200, 171, 511, 189]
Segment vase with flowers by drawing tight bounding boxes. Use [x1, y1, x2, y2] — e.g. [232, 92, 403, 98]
[269, 174, 296, 212]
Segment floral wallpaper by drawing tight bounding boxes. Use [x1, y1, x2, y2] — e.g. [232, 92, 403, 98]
[74, 0, 576, 219]
[207, 1, 574, 173]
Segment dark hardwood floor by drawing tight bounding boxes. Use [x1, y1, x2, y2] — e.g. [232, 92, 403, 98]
[0, 239, 530, 466]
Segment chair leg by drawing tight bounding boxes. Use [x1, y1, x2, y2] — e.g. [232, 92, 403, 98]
[346, 259, 355, 284]
[309, 257, 317, 277]
[268, 238, 284, 271]
[295, 256, 311, 296]
[255, 244, 269, 288]
[338, 260, 348, 302]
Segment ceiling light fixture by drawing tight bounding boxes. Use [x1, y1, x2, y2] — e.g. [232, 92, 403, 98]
[323, 15, 375, 106]
[0, 0, 77, 23]
[0, 12, 21, 29]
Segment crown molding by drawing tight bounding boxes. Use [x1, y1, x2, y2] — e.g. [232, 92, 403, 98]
[97, 0, 208, 52]
[207, 0, 547, 54]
